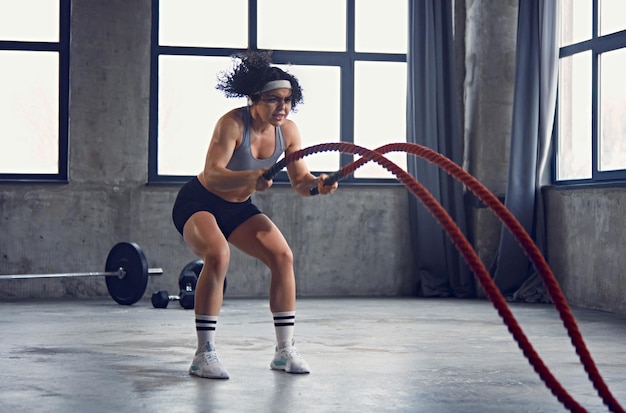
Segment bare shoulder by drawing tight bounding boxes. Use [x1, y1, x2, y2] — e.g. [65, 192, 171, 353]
[216, 107, 245, 130]
[281, 119, 302, 151]
[281, 118, 299, 134]
[212, 107, 245, 144]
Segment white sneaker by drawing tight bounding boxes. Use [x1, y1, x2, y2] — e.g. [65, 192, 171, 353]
[270, 340, 310, 374]
[189, 343, 230, 379]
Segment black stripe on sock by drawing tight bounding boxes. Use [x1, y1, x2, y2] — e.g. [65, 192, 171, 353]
[274, 322, 295, 327]
[196, 319, 216, 331]
[273, 315, 295, 321]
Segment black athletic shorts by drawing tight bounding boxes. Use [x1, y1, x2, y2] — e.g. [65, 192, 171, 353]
[172, 177, 262, 239]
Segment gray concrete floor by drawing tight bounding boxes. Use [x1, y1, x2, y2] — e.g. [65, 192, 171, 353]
[1, 297, 625, 413]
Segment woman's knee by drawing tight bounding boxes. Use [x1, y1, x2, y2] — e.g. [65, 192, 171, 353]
[200, 246, 231, 275]
[269, 246, 294, 270]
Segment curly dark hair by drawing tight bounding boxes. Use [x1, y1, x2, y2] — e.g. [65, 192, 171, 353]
[216, 50, 304, 110]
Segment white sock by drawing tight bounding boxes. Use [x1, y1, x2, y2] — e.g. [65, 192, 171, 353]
[196, 315, 218, 352]
[273, 311, 295, 349]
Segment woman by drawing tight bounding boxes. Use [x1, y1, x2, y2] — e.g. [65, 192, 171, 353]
[172, 51, 338, 379]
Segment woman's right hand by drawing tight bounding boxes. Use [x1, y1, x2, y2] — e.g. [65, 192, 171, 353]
[255, 168, 272, 192]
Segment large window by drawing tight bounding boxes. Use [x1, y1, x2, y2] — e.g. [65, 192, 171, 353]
[150, 0, 407, 183]
[0, 0, 70, 182]
[556, 0, 626, 183]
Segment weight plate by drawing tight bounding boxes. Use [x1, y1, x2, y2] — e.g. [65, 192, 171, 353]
[105, 242, 149, 305]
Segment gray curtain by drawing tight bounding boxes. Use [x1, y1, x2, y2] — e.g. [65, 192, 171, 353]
[406, 0, 474, 297]
[492, 1, 560, 301]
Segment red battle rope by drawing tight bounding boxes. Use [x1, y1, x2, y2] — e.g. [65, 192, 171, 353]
[264, 142, 624, 413]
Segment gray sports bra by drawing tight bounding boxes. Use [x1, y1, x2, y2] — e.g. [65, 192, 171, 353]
[226, 107, 286, 171]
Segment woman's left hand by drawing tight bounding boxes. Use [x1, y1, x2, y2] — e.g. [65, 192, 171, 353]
[316, 174, 338, 195]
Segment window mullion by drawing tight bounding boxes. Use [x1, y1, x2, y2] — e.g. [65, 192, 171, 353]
[249, 0, 257, 50]
[593, 0, 599, 39]
[341, 0, 356, 168]
[592, 0, 599, 179]
[591, 48, 599, 179]
[58, 0, 71, 181]
[148, 0, 160, 182]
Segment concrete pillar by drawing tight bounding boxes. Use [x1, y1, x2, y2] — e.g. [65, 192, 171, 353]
[463, 0, 518, 269]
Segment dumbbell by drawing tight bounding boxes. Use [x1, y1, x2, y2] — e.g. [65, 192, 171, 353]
[151, 267, 199, 310]
[151, 289, 194, 309]
[151, 290, 179, 308]
[179, 270, 198, 293]
[180, 259, 227, 294]
[178, 284, 195, 309]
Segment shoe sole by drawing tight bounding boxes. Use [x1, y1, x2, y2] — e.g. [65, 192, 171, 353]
[270, 363, 310, 374]
[285, 369, 310, 374]
[189, 367, 229, 379]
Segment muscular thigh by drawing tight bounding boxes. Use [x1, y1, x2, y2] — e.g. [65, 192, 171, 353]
[183, 211, 229, 258]
[228, 214, 290, 265]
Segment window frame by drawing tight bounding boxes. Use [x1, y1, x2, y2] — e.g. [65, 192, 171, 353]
[554, 2, 626, 185]
[149, 0, 407, 185]
[0, 0, 71, 183]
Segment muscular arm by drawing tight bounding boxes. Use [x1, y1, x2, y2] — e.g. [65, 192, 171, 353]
[201, 111, 269, 197]
[282, 121, 338, 197]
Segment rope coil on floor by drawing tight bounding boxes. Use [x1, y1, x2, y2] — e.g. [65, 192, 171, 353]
[265, 142, 624, 413]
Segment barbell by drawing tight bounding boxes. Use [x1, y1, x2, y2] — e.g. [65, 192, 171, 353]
[0, 242, 162, 306]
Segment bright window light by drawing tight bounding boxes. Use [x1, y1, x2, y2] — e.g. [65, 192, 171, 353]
[354, 61, 407, 179]
[557, 52, 592, 180]
[159, 0, 247, 48]
[258, 0, 346, 51]
[0, 0, 59, 42]
[355, 0, 407, 54]
[0, 51, 59, 174]
[599, 49, 626, 171]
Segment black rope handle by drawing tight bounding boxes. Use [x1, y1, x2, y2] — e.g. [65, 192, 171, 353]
[262, 159, 344, 196]
[262, 159, 287, 181]
[308, 171, 343, 195]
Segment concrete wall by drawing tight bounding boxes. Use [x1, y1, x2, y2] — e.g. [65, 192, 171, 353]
[544, 187, 626, 314]
[0, 0, 415, 302]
